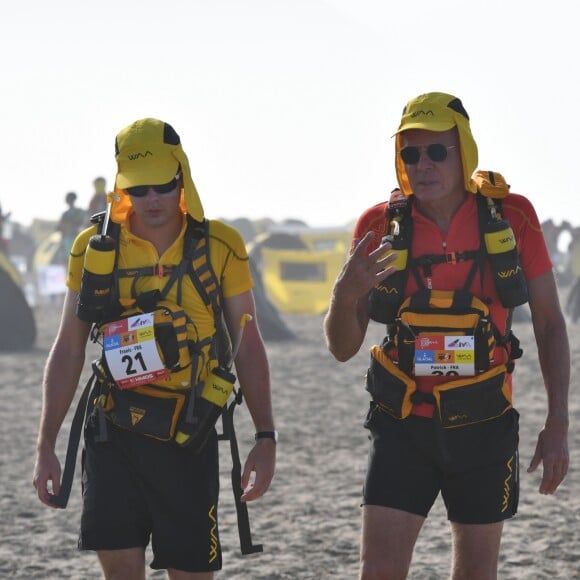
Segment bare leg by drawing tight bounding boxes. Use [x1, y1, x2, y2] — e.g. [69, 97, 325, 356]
[359, 505, 425, 580]
[167, 570, 214, 580]
[97, 547, 146, 580]
[450, 521, 504, 580]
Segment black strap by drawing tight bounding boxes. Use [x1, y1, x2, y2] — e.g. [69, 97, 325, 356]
[223, 393, 263, 555]
[183, 218, 232, 370]
[48, 372, 97, 508]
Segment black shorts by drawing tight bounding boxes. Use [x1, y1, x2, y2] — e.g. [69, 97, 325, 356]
[362, 404, 519, 524]
[79, 416, 221, 573]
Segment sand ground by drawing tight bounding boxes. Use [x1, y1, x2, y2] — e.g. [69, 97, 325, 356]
[1, 299, 578, 579]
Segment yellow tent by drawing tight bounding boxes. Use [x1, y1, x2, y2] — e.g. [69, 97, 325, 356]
[33, 231, 65, 268]
[260, 247, 346, 314]
[0, 250, 21, 288]
[249, 226, 352, 315]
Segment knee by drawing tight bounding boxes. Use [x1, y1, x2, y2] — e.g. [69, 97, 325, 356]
[98, 549, 146, 580]
[360, 557, 410, 580]
[101, 564, 145, 580]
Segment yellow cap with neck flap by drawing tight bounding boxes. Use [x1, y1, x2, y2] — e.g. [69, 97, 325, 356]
[394, 92, 479, 196]
[111, 118, 204, 223]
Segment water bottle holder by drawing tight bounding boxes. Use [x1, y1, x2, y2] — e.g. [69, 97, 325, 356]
[368, 274, 406, 324]
[487, 248, 529, 308]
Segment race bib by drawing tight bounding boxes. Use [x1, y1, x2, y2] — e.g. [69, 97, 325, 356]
[414, 335, 475, 377]
[103, 313, 169, 389]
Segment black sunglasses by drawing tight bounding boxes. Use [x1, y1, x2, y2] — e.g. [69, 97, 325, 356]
[399, 144, 456, 165]
[126, 173, 181, 198]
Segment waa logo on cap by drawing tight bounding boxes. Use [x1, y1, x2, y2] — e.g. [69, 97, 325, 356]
[128, 151, 153, 161]
[410, 110, 435, 118]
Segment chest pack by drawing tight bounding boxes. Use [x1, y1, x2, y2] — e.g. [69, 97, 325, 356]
[52, 211, 263, 555]
[365, 171, 527, 428]
[76, 214, 231, 446]
[99, 297, 199, 389]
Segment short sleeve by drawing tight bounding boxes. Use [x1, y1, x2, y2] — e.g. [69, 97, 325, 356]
[208, 220, 254, 298]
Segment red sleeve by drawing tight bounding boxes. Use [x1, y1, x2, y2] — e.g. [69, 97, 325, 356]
[503, 193, 553, 280]
[352, 201, 389, 255]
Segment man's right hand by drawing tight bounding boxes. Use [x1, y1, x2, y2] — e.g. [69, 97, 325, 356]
[33, 447, 63, 508]
[324, 231, 399, 361]
[332, 231, 398, 304]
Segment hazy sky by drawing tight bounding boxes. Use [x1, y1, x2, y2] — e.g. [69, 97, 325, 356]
[2, 0, 578, 228]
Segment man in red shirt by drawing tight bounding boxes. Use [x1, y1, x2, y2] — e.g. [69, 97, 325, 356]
[324, 92, 569, 579]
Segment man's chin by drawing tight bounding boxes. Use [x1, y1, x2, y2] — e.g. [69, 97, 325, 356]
[413, 185, 443, 198]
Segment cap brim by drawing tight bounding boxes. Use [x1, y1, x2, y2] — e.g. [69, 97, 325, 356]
[392, 120, 456, 136]
[115, 160, 179, 189]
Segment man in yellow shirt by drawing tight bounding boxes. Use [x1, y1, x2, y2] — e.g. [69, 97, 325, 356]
[33, 118, 276, 578]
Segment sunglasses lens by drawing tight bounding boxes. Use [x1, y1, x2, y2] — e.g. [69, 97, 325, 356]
[427, 144, 448, 162]
[126, 185, 149, 197]
[126, 175, 179, 197]
[400, 147, 420, 164]
[153, 178, 178, 194]
[399, 144, 450, 165]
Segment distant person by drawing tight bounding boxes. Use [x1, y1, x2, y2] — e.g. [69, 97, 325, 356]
[87, 176, 108, 219]
[566, 226, 580, 322]
[541, 218, 561, 266]
[0, 202, 11, 253]
[324, 92, 570, 579]
[57, 192, 86, 260]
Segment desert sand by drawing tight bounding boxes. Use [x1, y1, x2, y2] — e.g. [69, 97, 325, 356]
[1, 297, 578, 579]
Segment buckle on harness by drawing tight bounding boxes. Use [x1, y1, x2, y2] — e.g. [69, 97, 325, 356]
[446, 251, 457, 265]
[153, 263, 172, 278]
[410, 391, 436, 406]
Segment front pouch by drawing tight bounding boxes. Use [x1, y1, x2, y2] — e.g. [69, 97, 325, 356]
[432, 365, 511, 428]
[395, 289, 496, 375]
[366, 344, 416, 419]
[105, 384, 187, 441]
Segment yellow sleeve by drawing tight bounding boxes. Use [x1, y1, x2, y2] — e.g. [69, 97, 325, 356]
[208, 220, 254, 298]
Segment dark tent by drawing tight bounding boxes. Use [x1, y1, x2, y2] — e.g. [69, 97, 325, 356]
[0, 253, 36, 350]
[250, 257, 295, 341]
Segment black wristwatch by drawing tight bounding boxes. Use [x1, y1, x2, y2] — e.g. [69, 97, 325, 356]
[255, 430, 278, 443]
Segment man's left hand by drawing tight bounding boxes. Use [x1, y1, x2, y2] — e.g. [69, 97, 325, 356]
[527, 418, 569, 494]
[240, 439, 276, 502]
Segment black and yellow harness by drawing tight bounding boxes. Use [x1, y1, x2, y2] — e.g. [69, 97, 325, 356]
[366, 171, 528, 428]
[51, 212, 263, 555]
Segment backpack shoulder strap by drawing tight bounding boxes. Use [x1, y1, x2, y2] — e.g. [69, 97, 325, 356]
[183, 217, 232, 369]
[474, 186, 525, 368]
[183, 217, 221, 314]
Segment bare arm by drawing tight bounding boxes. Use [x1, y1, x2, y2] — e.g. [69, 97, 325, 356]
[526, 269, 570, 494]
[223, 289, 275, 502]
[324, 232, 396, 361]
[33, 289, 92, 506]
